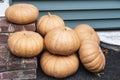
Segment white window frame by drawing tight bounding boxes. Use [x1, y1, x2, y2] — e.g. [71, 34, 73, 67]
[0, 0, 9, 17]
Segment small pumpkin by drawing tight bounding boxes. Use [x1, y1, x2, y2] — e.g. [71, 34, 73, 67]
[37, 12, 65, 36]
[5, 3, 39, 24]
[79, 40, 105, 72]
[74, 24, 100, 44]
[8, 31, 43, 57]
[40, 51, 79, 78]
[45, 27, 80, 55]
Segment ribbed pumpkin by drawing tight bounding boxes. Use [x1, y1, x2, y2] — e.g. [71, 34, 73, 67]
[45, 27, 80, 55]
[37, 12, 65, 36]
[79, 40, 105, 72]
[5, 3, 39, 24]
[8, 31, 43, 57]
[74, 24, 100, 44]
[40, 51, 79, 78]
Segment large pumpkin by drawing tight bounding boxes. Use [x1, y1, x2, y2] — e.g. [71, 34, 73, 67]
[8, 31, 43, 57]
[74, 24, 100, 44]
[37, 12, 65, 36]
[40, 51, 79, 78]
[5, 3, 39, 24]
[79, 40, 105, 72]
[45, 27, 80, 55]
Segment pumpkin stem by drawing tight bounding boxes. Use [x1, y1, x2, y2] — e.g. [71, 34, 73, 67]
[64, 27, 70, 31]
[65, 28, 67, 31]
[95, 72, 104, 77]
[48, 12, 52, 17]
[23, 33, 26, 35]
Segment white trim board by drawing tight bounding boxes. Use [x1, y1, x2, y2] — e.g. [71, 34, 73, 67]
[0, 0, 9, 17]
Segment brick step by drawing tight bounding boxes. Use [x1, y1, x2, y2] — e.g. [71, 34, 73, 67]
[0, 69, 36, 79]
[0, 18, 36, 33]
[0, 17, 38, 79]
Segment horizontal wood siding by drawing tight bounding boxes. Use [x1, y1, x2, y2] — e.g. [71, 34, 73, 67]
[10, 0, 120, 29]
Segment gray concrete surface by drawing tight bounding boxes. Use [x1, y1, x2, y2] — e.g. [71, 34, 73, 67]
[98, 31, 120, 51]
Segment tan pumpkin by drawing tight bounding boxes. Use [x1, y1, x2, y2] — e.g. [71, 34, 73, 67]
[8, 31, 43, 57]
[5, 3, 39, 24]
[40, 51, 79, 78]
[74, 24, 100, 44]
[45, 27, 80, 55]
[79, 40, 105, 72]
[37, 12, 65, 36]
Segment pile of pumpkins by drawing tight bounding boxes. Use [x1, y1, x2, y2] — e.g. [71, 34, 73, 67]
[6, 3, 106, 78]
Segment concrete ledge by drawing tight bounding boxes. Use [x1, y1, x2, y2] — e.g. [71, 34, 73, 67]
[97, 31, 120, 46]
[97, 30, 120, 51]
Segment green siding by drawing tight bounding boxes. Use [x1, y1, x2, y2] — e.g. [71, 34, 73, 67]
[10, 0, 120, 29]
